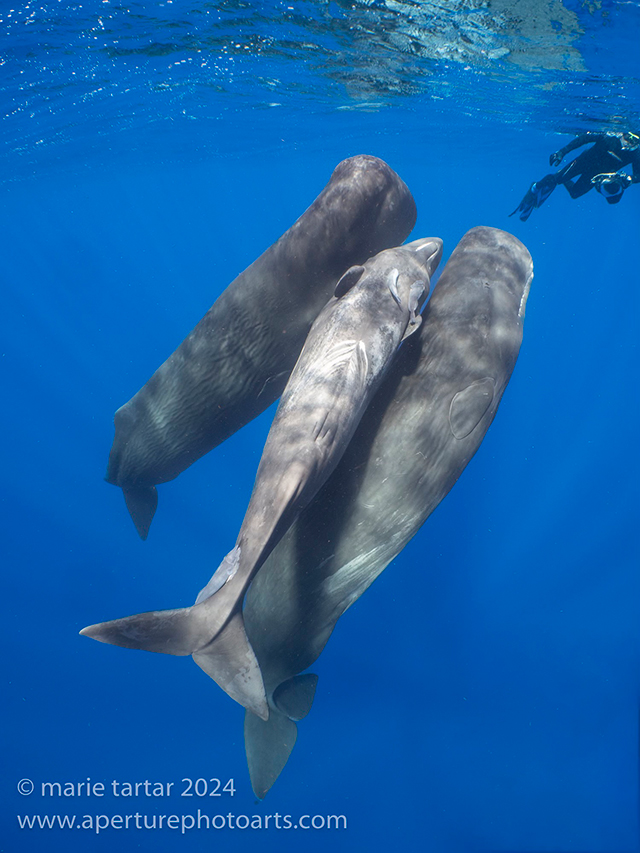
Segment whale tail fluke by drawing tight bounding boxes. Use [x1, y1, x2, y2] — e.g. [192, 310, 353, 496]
[80, 602, 269, 720]
[244, 673, 319, 798]
[245, 710, 298, 800]
[122, 485, 158, 540]
[193, 611, 268, 721]
[272, 673, 318, 721]
[80, 605, 200, 655]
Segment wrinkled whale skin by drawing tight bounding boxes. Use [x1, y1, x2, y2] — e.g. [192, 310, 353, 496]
[81, 238, 443, 722]
[243, 226, 533, 798]
[106, 155, 417, 538]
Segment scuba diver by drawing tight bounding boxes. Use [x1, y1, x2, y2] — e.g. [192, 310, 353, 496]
[510, 130, 640, 222]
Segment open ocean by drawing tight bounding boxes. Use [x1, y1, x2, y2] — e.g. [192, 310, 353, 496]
[2, 1, 640, 851]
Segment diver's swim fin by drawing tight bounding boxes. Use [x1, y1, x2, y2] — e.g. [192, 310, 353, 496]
[509, 174, 557, 222]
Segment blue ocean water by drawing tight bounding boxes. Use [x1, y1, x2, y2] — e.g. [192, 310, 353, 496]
[2, 1, 640, 851]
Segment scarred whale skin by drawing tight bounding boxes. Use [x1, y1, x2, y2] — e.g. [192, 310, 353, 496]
[242, 226, 533, 798]
[105, 155, 417, 539]
[81, 238, 443, 722]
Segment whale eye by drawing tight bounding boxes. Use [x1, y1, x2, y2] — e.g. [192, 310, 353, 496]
[334, 265, 365, 298]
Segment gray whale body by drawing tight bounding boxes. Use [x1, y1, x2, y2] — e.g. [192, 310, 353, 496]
[81, 238, 443, 721]
[106, 155, 417, 539]
[187, 237, 442, 714]
[242, 226, 533, 798]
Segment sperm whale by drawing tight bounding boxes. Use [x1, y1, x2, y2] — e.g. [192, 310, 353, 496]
[106, 155, 417, 539]
[82, 238, 444, 721]
[242, 226, 533, 797]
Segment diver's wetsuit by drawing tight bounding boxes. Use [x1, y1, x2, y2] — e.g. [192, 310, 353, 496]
[510, 131, 640, 221]
[554, 132, 640, 198]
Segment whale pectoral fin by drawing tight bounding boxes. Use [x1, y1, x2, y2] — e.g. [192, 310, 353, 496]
[334, 265, 365, 298]
[387, 268, 401, 306]
[273, 673, 319, 721]
[122, 485, 158, 540]
[409, 280, 426, 312]
[401, 312, 422, 341]
[313, 340, 369, 445]
[257, 370, 289, 400]
[193, 611, 268, 720]
[245, 709, 298, 799]
[449, 378, 496, 439]
[400, 279, 426, 342]
[79, 605, 198, 656]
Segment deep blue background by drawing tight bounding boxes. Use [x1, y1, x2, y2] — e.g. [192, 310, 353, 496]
[2, 3, 640, 850]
